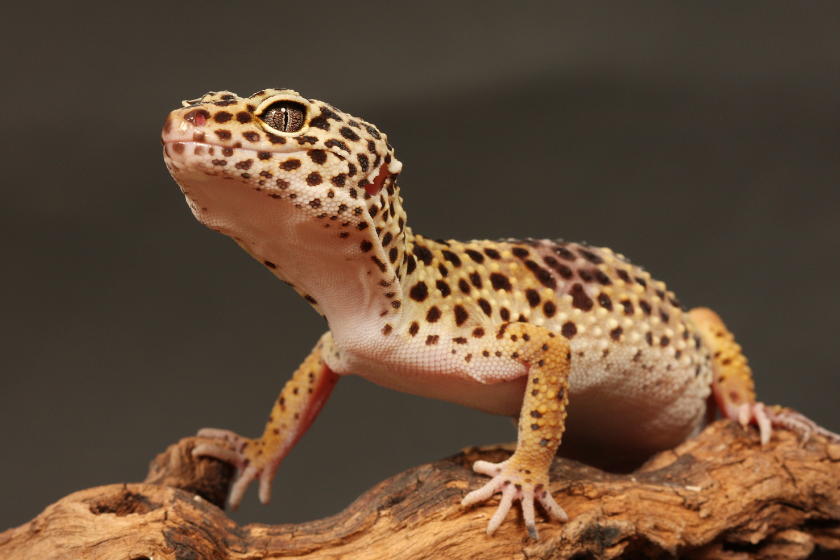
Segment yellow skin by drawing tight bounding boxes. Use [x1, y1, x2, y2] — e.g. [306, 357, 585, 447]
[162, 89, 840, 540]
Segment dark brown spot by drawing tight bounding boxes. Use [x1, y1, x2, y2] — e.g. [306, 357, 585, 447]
[620, 299, 634, 315]
[594, 269, 612, 285]
[500, 308, 510, 321]
[554, 246, 575, 261]
[512, 247, 530, 258]
[304, 295, 317, 305]
[426, 335, 439, 345]
[545, 256, 573, 279]
[257, 151, 271, 160]
[660, 336, 670, 347]
[213, 111, 232, 123]
[431, 280, 449, 297]
[610, 326, 623, 341]
[441, 250, 461, 267]
[340, 126, 360, 141]
[234, 159, 253, 170]
[472, 327, 485, 338]
[357, 153, 369, 173]
[306, 172, 322, 186]
[413, 245, 433, 266]
[659, 310, 670, 323]
[309, 198, 321, 208]
[214, 130, 232, 141]
[645, 332, 653, 346]
[578, 269, 593, 283]
[382, 324, 392, 336]
[389, 247, 399, 263]
[222, 147, 234, 157]
[543, 301, 557, 317]
[561, 321, 577, 339]
[579, 249, 603, 264]
[490, 273, 512, 291]
[570, 283, 593, 311]
[426, 306, 441, 323]
[407, 282, 430, 303]
[331, 173, 347, 188]
[454, 305, 469, 326]
[639, 300, 652, 316]
[264, 261, 276, 269]
[308, 149, 327, 164]
[308, 115, 330, 130]
[242, 131, 260, 142]
[483, 248, 501, 260]
[409, 322, 419, 336]
[478, 299, 492, 316]
[464, 249, 484, 263]
[381, 232, 393, 247]
[524, 260, 557, 289]
[360, 240, 373, 252]
[211, 159, 227, 166]
[324, 139, 349, 153]
[280, 159, 301, 171]
[636, 277, 647, 288]
[458, 279, 471, 294]
[372, 256, 387, 272]
[591, 294, 611, 313]
[525, 289, 541, 307]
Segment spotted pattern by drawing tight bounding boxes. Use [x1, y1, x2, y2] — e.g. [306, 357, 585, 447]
[163, 89, 734, 540]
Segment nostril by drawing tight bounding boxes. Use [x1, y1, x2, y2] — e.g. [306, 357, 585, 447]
[183, 108, 210, 126]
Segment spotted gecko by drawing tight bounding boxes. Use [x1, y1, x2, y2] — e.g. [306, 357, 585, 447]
[161, 89, 839, 540]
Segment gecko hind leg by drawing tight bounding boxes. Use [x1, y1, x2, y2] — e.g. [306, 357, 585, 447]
[690, 307, 840, 445]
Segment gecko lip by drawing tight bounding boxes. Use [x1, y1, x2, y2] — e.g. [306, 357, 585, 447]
[162, 139, 305, 156]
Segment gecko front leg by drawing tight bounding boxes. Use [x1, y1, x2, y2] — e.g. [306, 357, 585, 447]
[461, 322, 572, 540]
[193, 331, 340, 509]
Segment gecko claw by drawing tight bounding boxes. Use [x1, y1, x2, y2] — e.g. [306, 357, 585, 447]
[734, 403, 840, 446]
[193, 428, 275, 509]
[462, 458, 567, 539]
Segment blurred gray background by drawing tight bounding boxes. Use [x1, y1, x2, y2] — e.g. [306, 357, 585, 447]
[2, 2, 838, 532]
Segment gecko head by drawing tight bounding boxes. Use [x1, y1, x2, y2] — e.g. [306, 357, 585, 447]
[162, 89, 404, 255]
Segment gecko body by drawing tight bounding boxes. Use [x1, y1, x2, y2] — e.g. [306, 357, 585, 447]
[162, 89, 839, 539]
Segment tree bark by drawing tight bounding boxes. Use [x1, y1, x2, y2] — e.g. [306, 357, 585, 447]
[2, 420, 839, 559]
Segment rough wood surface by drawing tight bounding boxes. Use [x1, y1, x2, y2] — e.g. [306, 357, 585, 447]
[2, 420, 839, 559]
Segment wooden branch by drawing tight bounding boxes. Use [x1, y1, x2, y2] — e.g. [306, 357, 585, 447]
[2, 421, 839, 559]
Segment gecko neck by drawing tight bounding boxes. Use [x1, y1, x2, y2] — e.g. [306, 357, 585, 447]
[267, 191, 410, 350]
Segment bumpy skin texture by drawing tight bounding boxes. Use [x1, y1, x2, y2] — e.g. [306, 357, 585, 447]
[162, 89, 839, 539]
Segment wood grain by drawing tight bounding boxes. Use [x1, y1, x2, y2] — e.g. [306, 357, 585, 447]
[2, 420, 839, 559]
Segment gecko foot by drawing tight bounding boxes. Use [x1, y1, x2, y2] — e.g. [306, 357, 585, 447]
[461, 458, 568, 540]
[193, 428, 276, 510]
[734, 403, 840, 446]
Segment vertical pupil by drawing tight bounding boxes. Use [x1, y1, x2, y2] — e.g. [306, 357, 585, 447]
[260, 101, 305, 133]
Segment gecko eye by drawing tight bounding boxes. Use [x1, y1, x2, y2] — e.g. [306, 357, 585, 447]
[259, 101, 307, 133]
